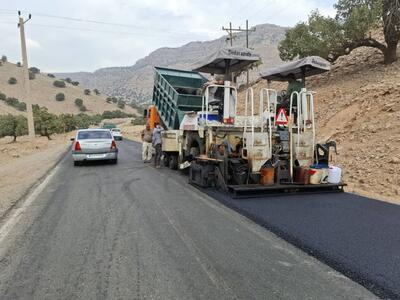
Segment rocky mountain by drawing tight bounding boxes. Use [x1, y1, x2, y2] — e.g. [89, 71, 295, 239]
[56, 23, 287, 104]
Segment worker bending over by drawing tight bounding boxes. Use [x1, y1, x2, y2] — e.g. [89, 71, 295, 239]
[141, 124, 153, 163]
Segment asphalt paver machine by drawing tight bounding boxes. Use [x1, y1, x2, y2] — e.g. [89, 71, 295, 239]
[148, 48, 345, 197]
[189, 55, 345, 197]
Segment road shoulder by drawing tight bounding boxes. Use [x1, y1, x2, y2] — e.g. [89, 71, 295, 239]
[0, 134, 71, 219]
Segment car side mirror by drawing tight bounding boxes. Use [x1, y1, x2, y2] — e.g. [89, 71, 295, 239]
[70, 138, 75, 141]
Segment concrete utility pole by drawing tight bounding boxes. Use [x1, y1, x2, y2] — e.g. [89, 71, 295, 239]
[222, 20, 256, 87]
[18, 11, 35, 139]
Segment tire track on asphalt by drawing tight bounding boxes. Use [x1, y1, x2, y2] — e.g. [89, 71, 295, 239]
[140, 170, 239, 300]
[94, 175, 137, 299]
[121, 177, 142, 300]
[68, 169, 110, 299]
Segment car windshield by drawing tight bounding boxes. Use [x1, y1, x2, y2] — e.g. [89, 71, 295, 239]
[77, 130, 112, 140]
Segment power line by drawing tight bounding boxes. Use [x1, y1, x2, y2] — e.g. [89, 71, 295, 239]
[28, 23, 187, 39]
[0, 21, 194, 39]
[0, 8, 218, 39]
[222, 21, 256, 46]
[0, 9, 196, 35]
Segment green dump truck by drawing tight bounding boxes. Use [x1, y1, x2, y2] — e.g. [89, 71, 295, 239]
[148, 67, 208, 169]
[152, 67, 207, 129]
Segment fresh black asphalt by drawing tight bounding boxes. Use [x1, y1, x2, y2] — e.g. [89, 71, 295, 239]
[0, 140, 376, 299]
[202, 188, 400, 299]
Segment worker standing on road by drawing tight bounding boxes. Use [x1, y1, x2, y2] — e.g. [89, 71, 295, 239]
[152, 123, 163, 168]
[141, 124, 153, 163]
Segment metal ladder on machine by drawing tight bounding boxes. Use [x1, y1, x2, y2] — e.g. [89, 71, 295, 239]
[242, 87, 255, 165]
[289, 90, 316, 181]
[260, 88, 295, 183]
[242, 88, 273, 174]
[259, 88, 277, 159]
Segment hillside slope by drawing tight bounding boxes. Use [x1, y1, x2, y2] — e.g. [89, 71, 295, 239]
[246, 47, 400, 203]
[56, 23, 287, 103]
[0, 61, 137, 116]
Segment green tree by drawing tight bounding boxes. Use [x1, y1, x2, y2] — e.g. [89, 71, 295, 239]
[3, 97, 26, 111]
[71, 81, 79, 86]
[84, 89, 91, 95]
[16, 62, 22, 67]
[74, 98, 83, 107]
[47, 73, 55, 78]
[33, 107, 61, 140]
[29, 71, 35, 80]
[5, 97, 19, 106]
[1, 55, 7, 63]
[0, 92, 6, 101]
[64, 77, 72, 84]
[279, 0, 400, 64]
[55, 93, 65, 101]
[0, 114, 28, 142]
[117, 99, 125, 109]
[59, 114, 77, 132]
[8, 77, 17, 85]
[93, 88, 100, 95]
[53, 80, 66, 88]
[131, 117, 146, 125]
[17, 102, 27, 111]
[382, 0, 400, 63]
[29, 67, 40, 74]
[79, 105, 87, 112]
[101, 110, 133, 119]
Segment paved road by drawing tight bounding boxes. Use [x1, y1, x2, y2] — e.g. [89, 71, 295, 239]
[0, 140, 376, 299]
[204, 185, 400, 299]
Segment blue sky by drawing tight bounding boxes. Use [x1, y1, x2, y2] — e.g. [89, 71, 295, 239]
[0, 0, 337, 72]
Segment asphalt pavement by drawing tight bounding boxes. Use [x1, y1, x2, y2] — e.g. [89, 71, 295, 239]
[0, 140, 377, 299]
[203, 183, 400, 299]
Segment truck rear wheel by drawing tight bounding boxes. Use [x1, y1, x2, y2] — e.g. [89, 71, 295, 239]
[169, 155, 178, 170]
[163, 154, 170, 167]
[189, 147, 200, 157]
[186, 133, 204, 159]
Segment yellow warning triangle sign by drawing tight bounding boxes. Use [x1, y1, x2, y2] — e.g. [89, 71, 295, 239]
[275, 108, 289, 125]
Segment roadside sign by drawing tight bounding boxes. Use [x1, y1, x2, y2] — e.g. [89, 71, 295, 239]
[275, 108, 289, 125]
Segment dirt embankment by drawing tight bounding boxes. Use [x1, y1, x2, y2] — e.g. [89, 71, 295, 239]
[0, 134, 72, 217]
[245, 46, 400, 204]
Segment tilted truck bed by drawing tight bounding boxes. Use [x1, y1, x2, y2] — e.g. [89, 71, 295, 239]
[152, 67, 207, 129]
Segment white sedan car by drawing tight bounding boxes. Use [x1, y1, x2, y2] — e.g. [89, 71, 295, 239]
[110, 128, 123, 140]
[72, 129, 118, 166]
